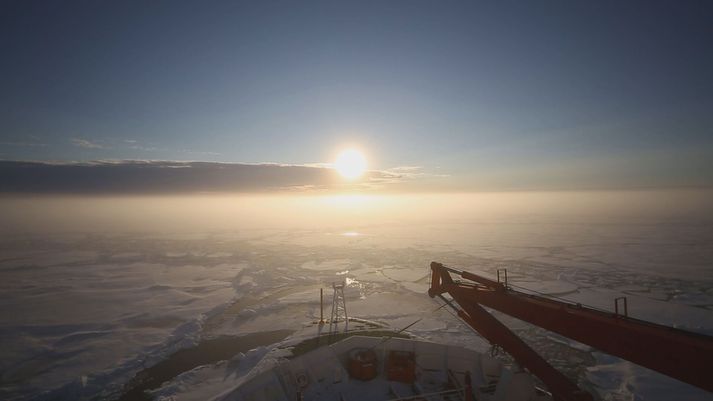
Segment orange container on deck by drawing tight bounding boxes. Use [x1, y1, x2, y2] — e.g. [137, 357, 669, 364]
[348, 348, 378, 381]
[387, 350, 416, 383]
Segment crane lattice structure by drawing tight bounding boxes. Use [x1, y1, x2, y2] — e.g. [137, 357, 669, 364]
[328, 282, 348, 335]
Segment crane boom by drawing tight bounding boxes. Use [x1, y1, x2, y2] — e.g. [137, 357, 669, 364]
[428, 262, 713, 399]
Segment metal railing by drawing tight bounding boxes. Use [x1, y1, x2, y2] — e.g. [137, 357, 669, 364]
[385, 387, 465, 401]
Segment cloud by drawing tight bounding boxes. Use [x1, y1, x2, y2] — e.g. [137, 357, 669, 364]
[71, 138, 105, 149]
[0, 141, 47, 147]
[117, 140, 219, 155]
[176, 149, 221, 156]
[365, 166, 449, 188]
[0, 160, 428, 194]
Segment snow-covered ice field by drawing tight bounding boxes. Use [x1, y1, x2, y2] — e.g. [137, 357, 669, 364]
[1, 210, 712, 400]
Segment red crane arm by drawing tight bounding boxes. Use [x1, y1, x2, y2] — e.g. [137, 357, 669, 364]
[428, 262, 713, 398]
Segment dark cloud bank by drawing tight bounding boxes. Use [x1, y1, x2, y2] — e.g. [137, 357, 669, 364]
[0, 160, 396, 194]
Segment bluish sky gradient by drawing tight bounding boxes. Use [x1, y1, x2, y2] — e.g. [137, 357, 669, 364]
[1, 1, 712, 190]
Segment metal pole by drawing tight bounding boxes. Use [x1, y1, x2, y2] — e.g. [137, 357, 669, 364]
[320, 288, 324, 324]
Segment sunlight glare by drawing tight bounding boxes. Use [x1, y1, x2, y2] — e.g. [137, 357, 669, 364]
[334, 149, 367, 179]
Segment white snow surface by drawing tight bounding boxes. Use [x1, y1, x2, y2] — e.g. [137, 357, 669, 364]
[0, 217, 712, 401]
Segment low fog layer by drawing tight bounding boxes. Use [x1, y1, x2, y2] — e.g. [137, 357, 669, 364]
[1, 190, 712, 233]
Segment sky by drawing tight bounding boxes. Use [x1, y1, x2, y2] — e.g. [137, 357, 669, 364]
[1, 1, 713, 192]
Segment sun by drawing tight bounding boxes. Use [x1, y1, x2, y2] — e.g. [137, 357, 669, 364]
[334, 149, 367, 179]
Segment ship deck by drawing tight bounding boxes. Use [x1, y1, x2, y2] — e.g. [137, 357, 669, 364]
[217, 332, 552, 401]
